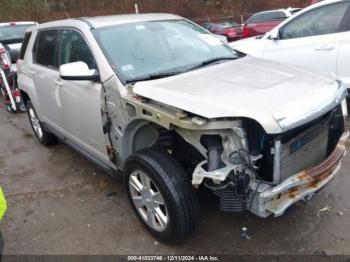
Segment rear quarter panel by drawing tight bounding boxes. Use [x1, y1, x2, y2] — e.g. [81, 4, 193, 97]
[17, 30, 44, 117]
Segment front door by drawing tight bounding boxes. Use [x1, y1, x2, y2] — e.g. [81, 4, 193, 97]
[263, 1, 350, 73]
[56, 28, 107, 160]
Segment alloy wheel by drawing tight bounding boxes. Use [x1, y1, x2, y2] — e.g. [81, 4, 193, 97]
[29, 107, 43, 139]
[128, 170, 168, 232]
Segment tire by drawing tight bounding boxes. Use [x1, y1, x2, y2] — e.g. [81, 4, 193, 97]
[124, 146, 199, 244]
[27, 100, 57, 146]
[18, 102, 27, 113]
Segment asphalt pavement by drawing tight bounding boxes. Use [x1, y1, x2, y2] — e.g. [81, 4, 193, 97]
[0, 108, 350, 256]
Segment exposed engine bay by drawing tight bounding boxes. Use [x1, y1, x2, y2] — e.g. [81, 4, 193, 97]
[157, 104, 347, 217]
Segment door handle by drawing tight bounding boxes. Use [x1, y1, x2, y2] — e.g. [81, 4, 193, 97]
[54, 79, 63, 86]
[54, 80, 63, 108]
[315, 45, 335, 51]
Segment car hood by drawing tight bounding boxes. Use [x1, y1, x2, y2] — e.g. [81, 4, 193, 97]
[229, 36, 266, 56]
[133, 56, 346, 134]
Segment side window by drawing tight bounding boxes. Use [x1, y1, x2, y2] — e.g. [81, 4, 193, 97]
[19, 32, 32, 60]
[202, 23, 211, 31]
[280, 2, 350, 40]
[247, 13, 262, 23]
[275, 11, 288, 20]
[58, 29, 95, 69]
[34, 30, 59, 68]
[261, 12, 287, 21]
[261, 12, 274, 21]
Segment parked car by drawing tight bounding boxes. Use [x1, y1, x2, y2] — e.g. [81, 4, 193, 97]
[242, 8, 302, 38]
[0, 22, 37, 112]
[202, 21, 242, 41]
[18, 14, 348, 243]
[0, 22, 37, 69]
[231, 0, 350, 92]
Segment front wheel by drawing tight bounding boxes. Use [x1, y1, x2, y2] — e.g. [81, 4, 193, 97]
[124, 147, 199, 244]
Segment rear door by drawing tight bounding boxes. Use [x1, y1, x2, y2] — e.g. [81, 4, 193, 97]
[31, 29, 64, 130]
[263, 1, 350, 73]
[56, 28, 107, 158]
[336, 6, 350, 89]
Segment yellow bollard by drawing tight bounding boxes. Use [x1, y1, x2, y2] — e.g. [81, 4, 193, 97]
[0, 188, 6, 221]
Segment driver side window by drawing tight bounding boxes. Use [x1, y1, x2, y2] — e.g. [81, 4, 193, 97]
[280, 2, 349, 40]
[58, 29, 96, 69]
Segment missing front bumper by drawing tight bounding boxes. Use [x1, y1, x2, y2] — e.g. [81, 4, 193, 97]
[257, 131, 349, 217]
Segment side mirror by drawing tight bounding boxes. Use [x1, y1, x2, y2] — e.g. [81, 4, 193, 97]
[59, 61, 100, 81]
[270, 29, 280, 40]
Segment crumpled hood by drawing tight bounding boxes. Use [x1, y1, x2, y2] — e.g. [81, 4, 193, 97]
[133, 56, 346, 134]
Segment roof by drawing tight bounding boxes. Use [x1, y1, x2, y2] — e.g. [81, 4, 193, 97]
[0, 21, 37, 27]
[254, 8, 298, 15]
[34, 13, 182, 31]
[83, 13, 182, 28]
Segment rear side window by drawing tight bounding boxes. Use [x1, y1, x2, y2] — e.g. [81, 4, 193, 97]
[19, 32, 32, 60]
[34, 30, 59, 68]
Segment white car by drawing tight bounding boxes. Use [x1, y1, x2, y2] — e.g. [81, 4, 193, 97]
[231, 0, 350, 90]
[17, 14, 348, 243]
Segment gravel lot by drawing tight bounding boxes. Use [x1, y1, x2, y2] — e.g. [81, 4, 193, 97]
[1, 108, 350, 256]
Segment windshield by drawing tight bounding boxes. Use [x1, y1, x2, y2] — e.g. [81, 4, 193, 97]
[93, 20, 240, 83]
[0, 24, 33, 42]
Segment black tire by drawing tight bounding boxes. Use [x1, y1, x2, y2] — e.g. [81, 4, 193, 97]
[17, 102, 27, 113]
[27, 100, 57, 146]
[124, 146, 200, 244]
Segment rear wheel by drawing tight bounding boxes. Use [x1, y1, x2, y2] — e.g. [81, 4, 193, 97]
[27, 100, 57, 146]
[124, 147, 199, 243]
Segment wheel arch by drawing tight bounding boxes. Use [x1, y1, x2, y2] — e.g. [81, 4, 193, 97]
[19, 89, 30, 106]
[17, 69, 44, 115]
[119, 118, 205, 175]
[120, 119, 161, 163]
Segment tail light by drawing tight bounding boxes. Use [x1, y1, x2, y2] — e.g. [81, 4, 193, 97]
[224, 29, 235, 36]
[242, 27, 250, 39]
[0, 48, 12, 70]
[14, 89, 21, 103]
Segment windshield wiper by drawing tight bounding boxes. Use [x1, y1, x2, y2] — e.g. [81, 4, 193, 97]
[124, 57, 236, 84]
[125, 71, 183, 84]
[184, 57, 236, 72]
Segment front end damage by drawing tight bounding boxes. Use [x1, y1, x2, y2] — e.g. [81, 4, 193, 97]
[125, 67, 348, 218]
[190, 105, 348, 217]
[259, 131, 348, 216]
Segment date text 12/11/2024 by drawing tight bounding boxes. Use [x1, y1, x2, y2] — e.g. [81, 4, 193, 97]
[127, 256, 220, 261]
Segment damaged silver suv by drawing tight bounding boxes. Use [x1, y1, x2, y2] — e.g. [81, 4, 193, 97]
[17, 14, 348, 243]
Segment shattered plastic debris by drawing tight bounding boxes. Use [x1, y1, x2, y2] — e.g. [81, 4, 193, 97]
[240, 227, 250, 240]
[317, 205, 344, 217]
